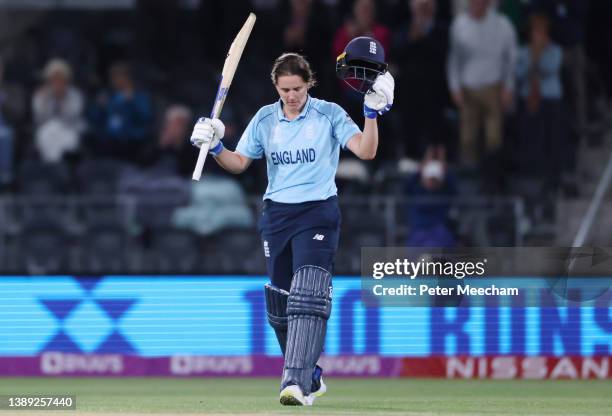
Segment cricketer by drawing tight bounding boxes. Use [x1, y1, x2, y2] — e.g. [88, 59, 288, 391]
[190, 37, 395, 406]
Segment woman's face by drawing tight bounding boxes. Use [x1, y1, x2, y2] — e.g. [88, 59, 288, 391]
[275, 74, 309, 113]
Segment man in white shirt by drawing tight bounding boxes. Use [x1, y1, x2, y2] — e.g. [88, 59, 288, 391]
[447, 0, 517, 165]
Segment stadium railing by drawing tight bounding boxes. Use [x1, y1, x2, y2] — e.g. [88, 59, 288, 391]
[0, 195, 526, 274]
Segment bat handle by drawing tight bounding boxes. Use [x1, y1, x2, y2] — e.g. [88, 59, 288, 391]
[192, 107, 221, 181]
[192, 142, 211, 181]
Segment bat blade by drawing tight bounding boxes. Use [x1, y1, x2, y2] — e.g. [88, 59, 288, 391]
[192, 12, 256, 181]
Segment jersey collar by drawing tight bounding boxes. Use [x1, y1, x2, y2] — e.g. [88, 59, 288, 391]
[276, 95, 312, 122]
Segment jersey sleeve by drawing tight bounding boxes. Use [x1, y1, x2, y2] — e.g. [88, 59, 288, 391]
[235, 112, 264, 159]
[331, 103, 361, 149]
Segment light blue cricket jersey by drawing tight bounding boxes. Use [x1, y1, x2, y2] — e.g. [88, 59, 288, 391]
[235, 95, 361, 203]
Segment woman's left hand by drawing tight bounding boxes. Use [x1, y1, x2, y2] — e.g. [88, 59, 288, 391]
[363, 71, 395, 119]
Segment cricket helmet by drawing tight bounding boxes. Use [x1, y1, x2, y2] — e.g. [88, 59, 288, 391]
[336, 36, 388, 94]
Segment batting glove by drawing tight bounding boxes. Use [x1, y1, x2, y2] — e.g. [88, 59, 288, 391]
[190, 117, 225, 156]
[363, 71, 395, 119]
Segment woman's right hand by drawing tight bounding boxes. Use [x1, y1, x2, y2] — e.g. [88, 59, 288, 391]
[190, 117, 225, 155]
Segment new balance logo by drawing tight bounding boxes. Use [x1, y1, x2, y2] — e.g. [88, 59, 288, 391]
[313, 234, 325, 241]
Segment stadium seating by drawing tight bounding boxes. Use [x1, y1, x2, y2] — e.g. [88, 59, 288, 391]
[78, 225, 129, 273]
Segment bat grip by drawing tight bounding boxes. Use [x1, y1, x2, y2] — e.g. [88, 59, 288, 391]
[192, 141, 212, 181]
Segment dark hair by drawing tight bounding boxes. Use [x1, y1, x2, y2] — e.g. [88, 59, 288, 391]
[270, 53, 316, 87]
[528, 13, 550, 33]
[109, 61, 132, 78]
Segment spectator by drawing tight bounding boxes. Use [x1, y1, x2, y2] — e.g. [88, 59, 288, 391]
[516, 13, 564, 185]
[172, 175, 255, 236]
[89, 62, 153, 163]
[32, 58, 85, 163]
[447, 0, 517, 166]
[392, 0, 449, 158]
[405, 145, 457, 247]
[283, 0, 334, 95]
[332, 0, 392, 122]
[525, 0, 588, 56]
[527, 0, 589, 133]
[332, 0, 391, 67]
[145, 104, 196, 176]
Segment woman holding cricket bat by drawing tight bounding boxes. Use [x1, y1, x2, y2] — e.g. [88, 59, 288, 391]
[190, 37, 394, 406]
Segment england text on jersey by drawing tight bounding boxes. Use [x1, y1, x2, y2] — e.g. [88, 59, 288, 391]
[270, 148, 316, 165]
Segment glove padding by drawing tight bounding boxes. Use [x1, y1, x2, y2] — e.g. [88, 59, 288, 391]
[190, 117, 225, 154]
[363, 72, 394, 118]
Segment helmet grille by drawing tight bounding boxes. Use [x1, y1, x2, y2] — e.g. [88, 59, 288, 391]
[336, 61, 385, 94]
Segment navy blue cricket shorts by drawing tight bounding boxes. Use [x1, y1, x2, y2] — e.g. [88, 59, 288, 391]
[258, 196, 341, 291]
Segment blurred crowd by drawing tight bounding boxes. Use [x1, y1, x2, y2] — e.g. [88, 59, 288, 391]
[0, 0, 610, 258]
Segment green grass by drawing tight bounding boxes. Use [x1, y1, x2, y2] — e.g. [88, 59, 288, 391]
[1, 377, 611, 415]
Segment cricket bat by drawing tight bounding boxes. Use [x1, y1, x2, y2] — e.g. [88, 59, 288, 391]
[192, 12, 256, 181]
